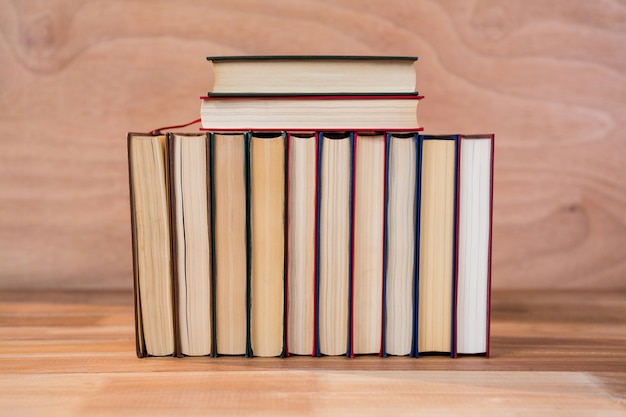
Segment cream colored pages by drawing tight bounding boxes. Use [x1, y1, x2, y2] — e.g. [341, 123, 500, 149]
[385, 135, 417, 356]
[353, 134, 385, 354]
[213, 133, 247, 355]
[212, 59, 416, 93]
[318, 136, 351, 355]
[250, 134, 285, 357]
[457, 138, 492, 354]
[129, 135, 174, 356]
[171, 134, 212, 356]
[418, 139, 455, 353]
[287, 134, 316, 355]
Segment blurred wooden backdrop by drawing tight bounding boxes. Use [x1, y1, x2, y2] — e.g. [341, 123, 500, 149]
[0, 0, 624, 290]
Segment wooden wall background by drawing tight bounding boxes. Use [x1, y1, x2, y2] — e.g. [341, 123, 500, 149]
[0, 0, 624, 290]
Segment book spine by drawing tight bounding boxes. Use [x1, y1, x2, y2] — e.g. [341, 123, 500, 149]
[348, 132, 356, 358]
[282, 132, 288, 358]
[451, 135, 460, 358]
[284, 133, 291, 357]
[313, 133, 322, 357]
[381, 133, 391, 358]
[208, 133, 218, 357]
[166, 133, 182, 358]
[412, 135, 424, 358]
[244, 132, 252, 358]
[486, 135, 495, 358]
[411, 133, 420, 358]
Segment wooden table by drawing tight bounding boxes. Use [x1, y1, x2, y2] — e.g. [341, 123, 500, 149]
[1, 290, 625, 416]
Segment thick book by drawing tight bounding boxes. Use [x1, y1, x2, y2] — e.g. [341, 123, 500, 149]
[315, 132, 353, 356]
[383, 132, 418, 356]
[199, 94, 423, 131]
[286, 132, 318, 356]
[127, 133, 175, 357]
[351, 133, 386, 356]
[455, 134, 494, 357]
[168, 133, 213, 357]
[248, 132, 287, 357]
[211, 132, 249, 356]
[207, 55, 418, 94]
[414, 135, 458, 357]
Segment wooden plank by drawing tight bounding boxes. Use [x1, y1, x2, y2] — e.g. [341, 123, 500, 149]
[1, 371, 624, 417]
[0, 0, 625, 290]
[0, 290, 625, 417]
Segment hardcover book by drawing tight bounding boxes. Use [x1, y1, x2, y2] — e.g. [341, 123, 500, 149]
[248, 132, 287, 357]
[351, 133, 386, 356]
[127, 133, 175, 357]
[286, 132, 318, 356]
[455, 134, 494, 357]
[315, 132, 353, 356]
[207, 55, 418, 94]
[199, 94, 423, 131]
[168, 133, 213, 357]
[414, 135, 458, 357]
[383, 132, 418, 356]
[211, 132, 248, 356]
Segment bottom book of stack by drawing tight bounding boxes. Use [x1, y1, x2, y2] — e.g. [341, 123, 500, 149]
[127, 131, 494, 358]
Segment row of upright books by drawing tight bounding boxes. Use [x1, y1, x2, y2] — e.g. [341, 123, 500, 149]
[127, 55, 494, 358]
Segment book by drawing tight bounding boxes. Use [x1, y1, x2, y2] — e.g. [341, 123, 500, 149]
[455, 134, 494, 356]
[211, 132, 248, 355]
[199, 94, 423, 131]
[316, 132, 353, 356]
[207, 55, 418, 94]
[249, 132, 286, 357]
[286, 132, 318, 356]
[127, 133, 175, 357]
[415, 135, 458, 356]
[168, 133, 212, 357]
[352, 133, 386, 355]
[384, 132, 418, 356]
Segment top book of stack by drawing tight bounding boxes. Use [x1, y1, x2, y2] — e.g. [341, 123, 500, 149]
[207, 55, 418, 94]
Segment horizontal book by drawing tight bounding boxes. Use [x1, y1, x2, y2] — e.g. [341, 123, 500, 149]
[199, 94, 423, 131]
[207, 55, 418, 94]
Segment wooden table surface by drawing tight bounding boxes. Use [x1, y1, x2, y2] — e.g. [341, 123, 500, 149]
[1, 290, 625, 416]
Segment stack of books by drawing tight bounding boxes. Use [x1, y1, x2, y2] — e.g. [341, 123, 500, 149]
[127, 56, 494, 359]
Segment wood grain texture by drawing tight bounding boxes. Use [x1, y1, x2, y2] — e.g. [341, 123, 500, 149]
[0, 290, 625, 416]
[0, 0, 625, 289]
